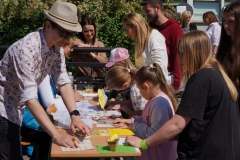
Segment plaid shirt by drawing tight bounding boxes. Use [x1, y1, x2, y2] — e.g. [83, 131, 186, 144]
[0, 29, 70, 125]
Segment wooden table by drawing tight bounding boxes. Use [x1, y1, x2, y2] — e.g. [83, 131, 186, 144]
[51, 98, 141, 159]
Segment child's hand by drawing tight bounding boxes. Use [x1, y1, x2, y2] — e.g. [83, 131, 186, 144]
[120, 104, 128, 112]
[108, 98, 116, 101]
[113, 118, 124, 124]
[114, 118, 132, 124]
[105, 100, 116, 109]
[115, 122, 128, 129]
[96, 104, 101, 109]
[106, 104, 121, 110]
[105, 99, 117, 106]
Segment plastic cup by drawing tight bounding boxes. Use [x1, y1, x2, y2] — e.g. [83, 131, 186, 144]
[84, 84, 94, 93]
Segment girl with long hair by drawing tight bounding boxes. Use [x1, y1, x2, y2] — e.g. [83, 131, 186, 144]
[216, 2, 240, 91]
[105, 66, 147, 117]
[122, 13, 169, 83]
[114, 63, 178, 160]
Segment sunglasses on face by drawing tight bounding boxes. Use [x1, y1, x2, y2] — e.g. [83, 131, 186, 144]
[83, 30, 95, 34]
[55, 25, 77, 38]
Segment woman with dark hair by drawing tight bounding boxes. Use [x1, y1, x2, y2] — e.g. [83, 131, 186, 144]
[202, 11, 221, 57]
[216, 1, 240, 94]
[71, 17, 107, 78]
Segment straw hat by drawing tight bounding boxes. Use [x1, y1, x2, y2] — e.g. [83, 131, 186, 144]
[44, 0, 82, 32]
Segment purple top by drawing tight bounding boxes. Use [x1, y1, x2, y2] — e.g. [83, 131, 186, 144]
[129, 92, 177, 160]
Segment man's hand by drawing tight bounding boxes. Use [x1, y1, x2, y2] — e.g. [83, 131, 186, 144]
[125, 136, 142, 148]
[70, 115, 92, 136]
[74, 92, 83, 102]
[54, 132, 80, 148]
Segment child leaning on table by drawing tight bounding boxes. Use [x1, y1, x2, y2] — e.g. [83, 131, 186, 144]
[104, 47, 135, 100]
[114, 63, 178, 160]
[105, 65, 147, 117]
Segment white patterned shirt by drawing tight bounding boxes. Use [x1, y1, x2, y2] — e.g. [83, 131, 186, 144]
[130, 84, 147, 111]
[0, 29, 70, 125]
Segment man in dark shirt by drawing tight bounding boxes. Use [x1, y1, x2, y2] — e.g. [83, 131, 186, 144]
[141, 0, 183, 91]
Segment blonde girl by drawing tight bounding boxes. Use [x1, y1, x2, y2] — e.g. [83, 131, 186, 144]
[181, 11, 197, 33]
[122, 13, 169, 83]
[114, 63, 178, 160]
[104, 48, 136, 109]
[105, 66, 147, 117]
[126, 31, 240, 160]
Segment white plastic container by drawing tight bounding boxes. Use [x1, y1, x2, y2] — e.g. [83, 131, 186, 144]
[68, 72, 74, 87]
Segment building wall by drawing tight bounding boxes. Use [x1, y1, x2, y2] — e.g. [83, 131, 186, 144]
[195, 23, 208, 31]
[173, 0, 237, 31]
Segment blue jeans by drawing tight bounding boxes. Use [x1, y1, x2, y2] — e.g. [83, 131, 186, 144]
[0, 115, 22, 160]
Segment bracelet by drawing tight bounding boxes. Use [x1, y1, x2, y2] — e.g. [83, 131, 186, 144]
[140, 139, 148, 150]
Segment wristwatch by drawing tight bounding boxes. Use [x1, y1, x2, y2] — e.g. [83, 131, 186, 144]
[69, 110, 80, 117]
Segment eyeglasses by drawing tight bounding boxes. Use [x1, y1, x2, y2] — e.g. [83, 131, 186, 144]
[83, 30, 95, 34]
[55, 25, 77, 39]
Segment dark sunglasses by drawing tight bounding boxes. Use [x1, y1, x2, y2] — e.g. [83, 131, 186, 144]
[55, 25, 77, 38]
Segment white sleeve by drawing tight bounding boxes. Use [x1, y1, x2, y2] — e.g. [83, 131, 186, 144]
[38, 75, 55, 109]
[212, 23, 221, 46]
[148, 30, 169, 81]
[130, 84, 147, 111]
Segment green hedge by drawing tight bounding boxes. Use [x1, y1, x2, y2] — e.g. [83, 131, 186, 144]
[0, 0, 145, 62]
[0, 0, 178, 71]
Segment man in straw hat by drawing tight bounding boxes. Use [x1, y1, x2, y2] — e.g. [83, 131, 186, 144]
[0, 1, 91, 159]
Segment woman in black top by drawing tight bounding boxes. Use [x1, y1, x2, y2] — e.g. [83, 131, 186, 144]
[125, 31, 240, 160]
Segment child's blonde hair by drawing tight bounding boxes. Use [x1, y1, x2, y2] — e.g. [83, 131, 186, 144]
[114, 59, 136, 70]
[63, 38, 75, 47]
[178, 30, 238, 101]
[105, 66, 137, 90]
[135, 63, 178, 111]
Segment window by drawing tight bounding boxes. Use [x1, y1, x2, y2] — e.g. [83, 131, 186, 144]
[193, 1, 220, 21]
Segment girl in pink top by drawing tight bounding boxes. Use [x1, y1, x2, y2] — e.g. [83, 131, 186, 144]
[114, 63, 178, 160]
